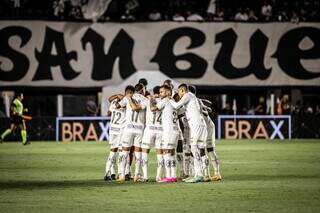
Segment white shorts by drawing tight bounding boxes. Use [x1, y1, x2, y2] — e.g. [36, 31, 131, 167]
[109, 133, 122, 149]
[109, 127, 123, 149]
[121, 130, 143, 148]
[141, 127, 162, 149]
[162, 131, 179, 149]
[189, 123, 207, 148]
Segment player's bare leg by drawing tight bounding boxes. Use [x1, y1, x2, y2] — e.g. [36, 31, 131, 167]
[1, 123, 16, 143]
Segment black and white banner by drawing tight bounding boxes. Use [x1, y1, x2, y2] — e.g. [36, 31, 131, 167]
[0, 21, 319, 88]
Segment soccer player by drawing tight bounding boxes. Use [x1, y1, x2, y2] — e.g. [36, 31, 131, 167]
[117, 84, 148, 182]
[151, 85, 179, 183]
[200, 100, 222, 181]
[174, 94, 193, 178]
[0, 93, 29, 145]
[138, 78, 151, 96]
[104, 95, 126, 181]
[189, 85, 222, 181]
[169, 84, 207, 183]
[141, 86, 163, 181]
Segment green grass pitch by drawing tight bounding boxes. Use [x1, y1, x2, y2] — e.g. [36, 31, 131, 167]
[0, 140, 320, 213]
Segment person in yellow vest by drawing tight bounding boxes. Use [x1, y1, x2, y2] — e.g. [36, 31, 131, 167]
[0, 93, 29, 145]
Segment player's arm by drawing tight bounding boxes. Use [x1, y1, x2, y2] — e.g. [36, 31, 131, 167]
[127, 96, 142, 112]
[199, 99, 212, 113]
[169, 93, 190, 109]
[107, 104, 113, 116]
[108, 94, 124, 103]
[205, 105, 212, 113]
[201, 99, 212, 106]
[116, 97, 127, 109]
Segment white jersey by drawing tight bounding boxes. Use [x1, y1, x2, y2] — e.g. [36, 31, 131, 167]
[169, 92, 205, 126]
[109, 100, 126, 134]
[157, 97, 179, 133]
[119, 93, 148, 132]
[145, 98, 162, 131]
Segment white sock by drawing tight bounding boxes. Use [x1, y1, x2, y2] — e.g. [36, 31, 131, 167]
[156, 154, 164, 180]
[141, 152, 149, 179]
[170, 154, 177, 178]
[201, 155, 210, 177]
[125, 154, 130, 175]
[191, 145, 203, 177]
[134, 151, 142, 177]
[105, 151, 116, 176]
[176, 152, 184, 177]
[208, 149, 220, 176]
[183, 154, 190, 176]
[111, 152, 118, 175]
[163, 153, 171, 178]
[119, 151, 129, 177]
[189, 155, 195, 176]
[117, 152, 122, 176]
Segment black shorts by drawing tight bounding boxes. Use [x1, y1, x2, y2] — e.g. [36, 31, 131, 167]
[11, 115, 23, 125]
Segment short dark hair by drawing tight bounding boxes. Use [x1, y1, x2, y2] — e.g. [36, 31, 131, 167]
[125, 85, 135, 93]
[188, 85, 196, 94]
[135, 83, 144, 92]
[15, 93, 23, 99]
[178, 83, 188, 91]
[163, 79, 174, 89]
[163, 79, 172, 85]
[153, 86, 160, 95]
[173, 93, 180, 102]
[138, 78, 148, 87]
[160, 84, 171, 91]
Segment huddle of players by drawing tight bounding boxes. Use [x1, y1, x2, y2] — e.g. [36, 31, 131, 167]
[104, 79, 221, 183]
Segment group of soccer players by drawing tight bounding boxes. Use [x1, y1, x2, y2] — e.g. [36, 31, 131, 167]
[104, 79, 221, 183]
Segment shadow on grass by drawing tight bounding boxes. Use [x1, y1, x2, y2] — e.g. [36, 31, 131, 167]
[226, 174, 320, 181]
[0, 179, 161, 190]
[1, 174, 318, 190]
